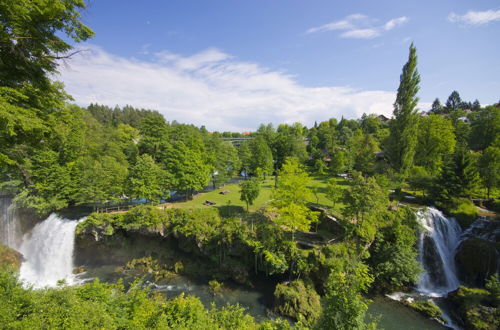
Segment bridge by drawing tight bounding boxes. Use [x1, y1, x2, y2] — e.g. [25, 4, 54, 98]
[221, 137, 253, 146]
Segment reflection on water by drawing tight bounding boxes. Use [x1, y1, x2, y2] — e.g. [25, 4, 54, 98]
[77, 263, 276, 321]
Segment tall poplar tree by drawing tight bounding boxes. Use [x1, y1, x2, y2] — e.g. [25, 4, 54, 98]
[386, 43, 420, 178]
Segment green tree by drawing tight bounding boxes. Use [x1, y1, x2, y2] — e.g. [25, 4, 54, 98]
[478, 145, 500, 198]
[239, 177, 260, 212]
[128, 154, 164, 202]
[316, 244, 375, 330]
[325, 178, 343, 208]
[0, 0, 94, 89]
[330, 150, 347, 174]
[446, 90, 462, 112]
[271, 158, 318, 241]
[76, 156, 128, 207]
[386, 43, 420, 178]
[436, 145, 479, 201]
[163, 142, 210, 199]
[415, 114, 456, 174]
[370, 208, 422, 292]
[248, 135, 274, 176]
[342, 172, 388, 244]
[430, 98, 443, 114]
[206, 136, 241, 188]
[468, 106, 500, 151]
[238, 141, 252, 177]
[349, 130, 378, 175]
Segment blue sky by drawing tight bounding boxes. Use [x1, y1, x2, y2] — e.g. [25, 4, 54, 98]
[59, 0, 500, 131]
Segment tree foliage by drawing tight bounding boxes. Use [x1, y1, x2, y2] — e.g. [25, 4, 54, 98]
[386, 43, 420, 178]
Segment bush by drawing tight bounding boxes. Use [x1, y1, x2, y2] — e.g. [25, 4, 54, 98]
[273, 279, 321, 325]
[0, 270, 288, 329]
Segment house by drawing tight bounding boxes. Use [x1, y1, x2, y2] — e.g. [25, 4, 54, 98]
[378, 114, 390, 123]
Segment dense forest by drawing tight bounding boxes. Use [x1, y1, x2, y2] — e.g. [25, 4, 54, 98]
[0, 1, 499, 329]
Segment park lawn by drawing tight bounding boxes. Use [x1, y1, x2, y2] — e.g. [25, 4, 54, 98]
[169, 175, 349, 214]
[170, 178, 274, 212]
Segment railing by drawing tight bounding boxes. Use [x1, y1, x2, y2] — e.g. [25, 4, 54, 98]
[96, 204, 136, 213]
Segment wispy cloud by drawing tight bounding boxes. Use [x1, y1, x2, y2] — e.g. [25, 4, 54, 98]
[448, 9, 500, 25]
[306, 14, 408, 39]
[57, 45, 395, 131]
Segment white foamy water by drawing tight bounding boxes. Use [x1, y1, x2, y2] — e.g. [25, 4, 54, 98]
[416, 207, 462, 296]
[19, 214, 80, 288]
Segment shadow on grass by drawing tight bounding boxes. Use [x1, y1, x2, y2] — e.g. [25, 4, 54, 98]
[216, 205, 245, 218]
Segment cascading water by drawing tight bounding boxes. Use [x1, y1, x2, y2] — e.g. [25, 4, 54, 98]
[0, 197, 21, 249]
[19, 214, 80, 288]
[416, 207, 462, 296]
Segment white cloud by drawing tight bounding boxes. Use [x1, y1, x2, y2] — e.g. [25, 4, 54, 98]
[384, 17, 409, 30]
[341, 28, 379, 39]
[448, 9, 500, 25]
[307, 14, 408, 39]
[57, 45, 396, 131]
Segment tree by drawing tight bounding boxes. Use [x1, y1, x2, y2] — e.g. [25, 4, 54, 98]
[163, 142, 210, 199]
[76, 155, 128, 207]
[436, 145, 479, 200]
[342, 172, 387, 243]
[316, 243, 375, 330]
[468, 106, 500, 151]
[472, 99, 481, 111]
[206, 136, 240, 188]
[271, 158, 318, 241]
[128, 154, 164, 202]
[370, 208, 422, 292]
[430, 98, 443, 114]
[478, 145, 500, 199]
[238, 141, 252, 177]
[239, 177, 260, 212]
[446, 91, 462, 112]
[349, 130, 378, 175]
[0, 0, 94, 89]
[386, 43, 420, 178]
[325, 178, 343, 208]
[248, 136, 274, 176]
[415, 114, 456, 174]
[330, 150, 347, 174]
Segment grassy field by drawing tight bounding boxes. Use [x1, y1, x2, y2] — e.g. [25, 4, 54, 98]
[168, 175, 349, 213]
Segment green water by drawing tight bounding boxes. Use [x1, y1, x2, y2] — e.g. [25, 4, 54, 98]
[367, 297, 446, 330]
[79, 265, 446, 327]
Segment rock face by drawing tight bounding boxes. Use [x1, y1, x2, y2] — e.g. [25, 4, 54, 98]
[421, 236, 448, 288]
[455, 218, 500, 287]
[0, 244, 23, 270]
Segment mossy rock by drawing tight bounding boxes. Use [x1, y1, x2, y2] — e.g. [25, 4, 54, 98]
[404, 299, 445, 323]
[448, 286, 500, 330]
[0, 245, 23, 271]
[455, 238, 499, 287]
[273, 279, 321, 325]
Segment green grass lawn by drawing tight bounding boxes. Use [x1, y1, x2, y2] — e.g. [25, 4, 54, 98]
[168, 175, 349, 214]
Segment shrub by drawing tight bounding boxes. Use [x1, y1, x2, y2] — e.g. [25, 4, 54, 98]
[273, 279, 321, 325]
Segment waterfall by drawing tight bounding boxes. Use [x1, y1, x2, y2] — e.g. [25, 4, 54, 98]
[416, 207, 462, 296]
[0, 197, 21, 249]
[19, 214, 80, 288]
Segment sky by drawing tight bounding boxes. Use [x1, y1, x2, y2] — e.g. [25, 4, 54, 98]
[58, 0, 500, 131]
